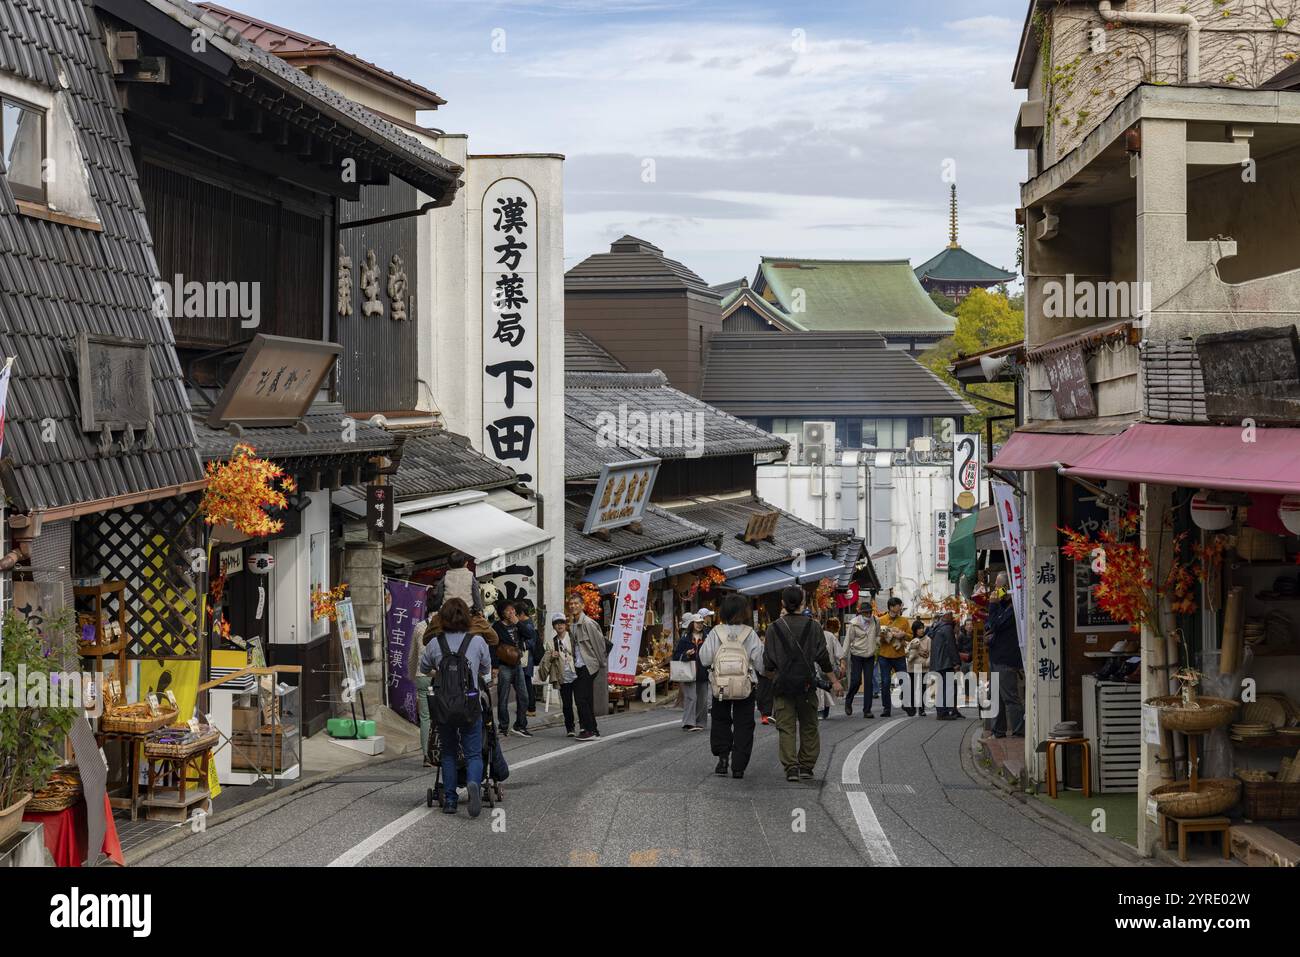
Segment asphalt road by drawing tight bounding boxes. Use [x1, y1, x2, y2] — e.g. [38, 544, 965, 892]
[138, 703, 1120, 867]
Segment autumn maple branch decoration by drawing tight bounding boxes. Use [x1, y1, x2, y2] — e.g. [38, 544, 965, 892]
[1060, 511, 1225, 696]
[311, 583, 349, 623]
[200, 443, 297, 537]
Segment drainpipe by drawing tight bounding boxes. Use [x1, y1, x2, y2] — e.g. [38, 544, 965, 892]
[1098, 1, 1200, 83]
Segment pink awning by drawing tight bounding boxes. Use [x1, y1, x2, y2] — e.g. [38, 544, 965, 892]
[1063, 424, 1300, 495]
[988, 430, 1119, 471]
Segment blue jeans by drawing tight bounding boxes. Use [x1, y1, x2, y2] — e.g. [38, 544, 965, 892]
[497, 663, 528, 730]
[846, 655, 876, 713]
[877, 656, 906, 715]
[438, 717, 483, 804]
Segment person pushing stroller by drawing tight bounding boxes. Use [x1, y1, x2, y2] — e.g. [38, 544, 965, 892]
[419, 597, 493, 817]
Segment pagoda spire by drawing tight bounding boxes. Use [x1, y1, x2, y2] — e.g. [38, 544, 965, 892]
[948, 183, 960, 249]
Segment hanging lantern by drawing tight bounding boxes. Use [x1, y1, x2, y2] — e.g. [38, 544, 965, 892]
[1280, 494, 1300, 536]
[1190, 490, 1233, 531]
[247, 552, 275, 575]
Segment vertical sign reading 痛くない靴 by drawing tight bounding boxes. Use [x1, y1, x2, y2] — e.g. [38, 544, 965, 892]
[608, 568, 651, 688]
[483, 179, 539, 488]
[991, 481, 1028, 659]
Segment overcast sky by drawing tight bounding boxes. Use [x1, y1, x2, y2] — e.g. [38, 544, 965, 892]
[227, 0, 1029, 284]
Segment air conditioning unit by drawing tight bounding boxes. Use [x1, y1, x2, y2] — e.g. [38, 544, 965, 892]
[774, 432, 801, 464]
[802, 421, 836, 464]
[910, 436, 934, 454]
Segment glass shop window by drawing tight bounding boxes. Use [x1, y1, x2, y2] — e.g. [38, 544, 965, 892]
[1, 97, 46, 204]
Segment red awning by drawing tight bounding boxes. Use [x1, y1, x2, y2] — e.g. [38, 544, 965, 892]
[988, 430, 1120, 471]
[1063, 424, 1300, 495]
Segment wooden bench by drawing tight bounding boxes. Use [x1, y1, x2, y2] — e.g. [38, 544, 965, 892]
[1160, 813, 1232, 862]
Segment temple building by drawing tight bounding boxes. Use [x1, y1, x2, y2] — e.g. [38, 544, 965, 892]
[914, 185, 1016, 304]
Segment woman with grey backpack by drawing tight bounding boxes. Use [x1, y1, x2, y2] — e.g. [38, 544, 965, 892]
[698, 594, 764, 778]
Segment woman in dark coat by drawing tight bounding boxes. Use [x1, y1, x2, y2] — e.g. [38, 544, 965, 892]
[928, 611, 961, 720]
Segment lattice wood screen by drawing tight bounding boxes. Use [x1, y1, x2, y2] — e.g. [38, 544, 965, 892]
[74, 494, 207, 659]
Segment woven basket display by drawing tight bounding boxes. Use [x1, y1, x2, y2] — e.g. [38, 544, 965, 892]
[1146, 696, 1239, 734]
[1241, 779, 1300, 820]
[99, 707, 177, 734]
[143, 729, 219, 760]
[1151, 778, 1241, 819]
[29, 770, 82, 813]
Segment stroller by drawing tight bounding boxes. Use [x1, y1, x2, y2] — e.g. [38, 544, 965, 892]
[425, 681, 508, 809]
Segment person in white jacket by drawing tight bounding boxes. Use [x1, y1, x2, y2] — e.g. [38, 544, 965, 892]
[817, 618, 845, 719]
[842, 601, 881, 718]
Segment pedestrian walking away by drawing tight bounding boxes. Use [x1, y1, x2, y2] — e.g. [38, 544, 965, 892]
[492, 601, 532, 737]
[818, 617, 845, 719]
[764, 586, 843, 782]
[876, 597, 912, 717]
[674, 613, 711, 731]
[566, 592, 606, 739]
[411, 588, 440, 764]
[539, 612, 579, 736]
[419, 598, 493, 817]
[431, 551, 484, 615]
[928, 610, 962, 720]
[698, 593, 764, 778]
[512, 600, 542, 717]
[904, 617, 930, 717]
[842, 601, 880, 718]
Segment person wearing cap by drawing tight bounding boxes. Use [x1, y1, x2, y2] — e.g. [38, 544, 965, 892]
[674, 613, 711, 731]
[540, 612, 580, 737]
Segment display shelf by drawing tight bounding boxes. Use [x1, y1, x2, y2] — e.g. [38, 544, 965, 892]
[1231, 733, 1300, 750]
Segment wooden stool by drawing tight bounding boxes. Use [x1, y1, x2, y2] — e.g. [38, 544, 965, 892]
[143, 747, 214, 823]
[1044, 736, 1091, 799]
[1159, 814, 1231, 862]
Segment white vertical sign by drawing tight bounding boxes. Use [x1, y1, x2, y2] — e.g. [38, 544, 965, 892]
[482, 178, 539, 489]
[607, 567, 651, 688]
[992, 481, 1028, 657]
[953, 433, 980, 511]
[934, 510, 951, 571]
[1032, 546, 1060, 685]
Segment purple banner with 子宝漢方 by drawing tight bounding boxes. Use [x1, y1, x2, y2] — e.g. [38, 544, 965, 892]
[384, 579, 426, 725]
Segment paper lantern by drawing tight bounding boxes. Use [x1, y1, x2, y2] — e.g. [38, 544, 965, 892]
[1280, 494, 1300, 536]
[1190, 490, 1233, 531]
[247, 552, 275, 575]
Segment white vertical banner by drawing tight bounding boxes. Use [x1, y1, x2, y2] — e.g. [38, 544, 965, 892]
[992, 481, 1028, 657]
[953, 433, 981, 511]
[607, 567, 651, 687]
[934, 509, 950, 571]
[482, 178, 539, 489]
[1031, 546, 1060, 686]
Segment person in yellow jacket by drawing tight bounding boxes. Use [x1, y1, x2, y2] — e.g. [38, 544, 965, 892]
[876, 596, 911, 718]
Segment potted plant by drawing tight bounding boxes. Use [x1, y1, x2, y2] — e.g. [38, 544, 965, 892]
[0, 610, 80, 846]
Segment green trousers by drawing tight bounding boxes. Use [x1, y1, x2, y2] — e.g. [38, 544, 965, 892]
[773, 691, 820, 773]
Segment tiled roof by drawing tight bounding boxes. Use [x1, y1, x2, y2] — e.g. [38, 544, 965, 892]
[198, 3, 446, 108]
[702, 333, 977, 419]
[564, 498, 710, 572]
[753, 258, 954, 334]
[717, 282, 807, 332]
[566, 235, 719, 297]
[669, 496, 839, 571]
[160, 0, 461, 199]
[564, 329, 627, 372]
[370, 427, 520, 500]
[0, 0, 205, 514]
[565, 370, 788, 479]
[914, 245, 1016, 285]
[190, 401, 396, 463]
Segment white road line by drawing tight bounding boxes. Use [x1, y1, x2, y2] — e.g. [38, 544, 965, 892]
[327, 718, 681, 867]
[840, 718, 906, 865]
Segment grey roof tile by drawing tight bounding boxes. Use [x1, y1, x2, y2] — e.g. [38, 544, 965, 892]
[345, 426, 520, 501]
[564, 497, 710, 572]
[669, 496, 839, 571]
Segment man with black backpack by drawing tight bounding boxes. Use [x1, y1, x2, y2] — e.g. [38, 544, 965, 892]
[763, 587, 843, 783]
[418, 598, 493, 817]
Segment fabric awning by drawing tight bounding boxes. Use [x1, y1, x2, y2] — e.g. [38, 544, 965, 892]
[646, 546, 722, 576]
[1063, 423, 1300, 495]
[948, 512, 978, 584]
[989, 430, 1120, 471]
[716, 553, 749, 578]
[579, 566, 622, 594]
[774, 553, 845, 585]
[401, 500, 552, 572]
[724, 566, 796, 596]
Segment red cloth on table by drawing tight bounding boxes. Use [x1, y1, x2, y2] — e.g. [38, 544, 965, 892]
[23, 794, 124, 867]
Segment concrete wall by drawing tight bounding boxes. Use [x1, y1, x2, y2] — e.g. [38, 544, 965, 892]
[1041, 1, 1300, 161]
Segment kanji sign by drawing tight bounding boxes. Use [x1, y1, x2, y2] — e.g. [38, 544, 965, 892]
[607, 567, 651, 687]
[992, 481, 1027, 658]
[583, 458, 660, 534]
[953, 434, 981, 511]
[367, 483, 398, 540]
[482, 178, 540, 488]
[934, 510, 951, 571]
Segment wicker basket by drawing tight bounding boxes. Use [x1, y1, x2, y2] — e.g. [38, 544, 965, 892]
[1146, 696, 1239, 734]
[143, 729, 219, 760]
[99, 709, 177, 734]
[29, 772, 82, 813]
[1151, 778, 1241, 819]
[1241, 779, 1300, 820]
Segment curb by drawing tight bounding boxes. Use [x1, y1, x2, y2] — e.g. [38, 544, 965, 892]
[122, 696, 677, 865]
[960, 724, 1147, 867]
